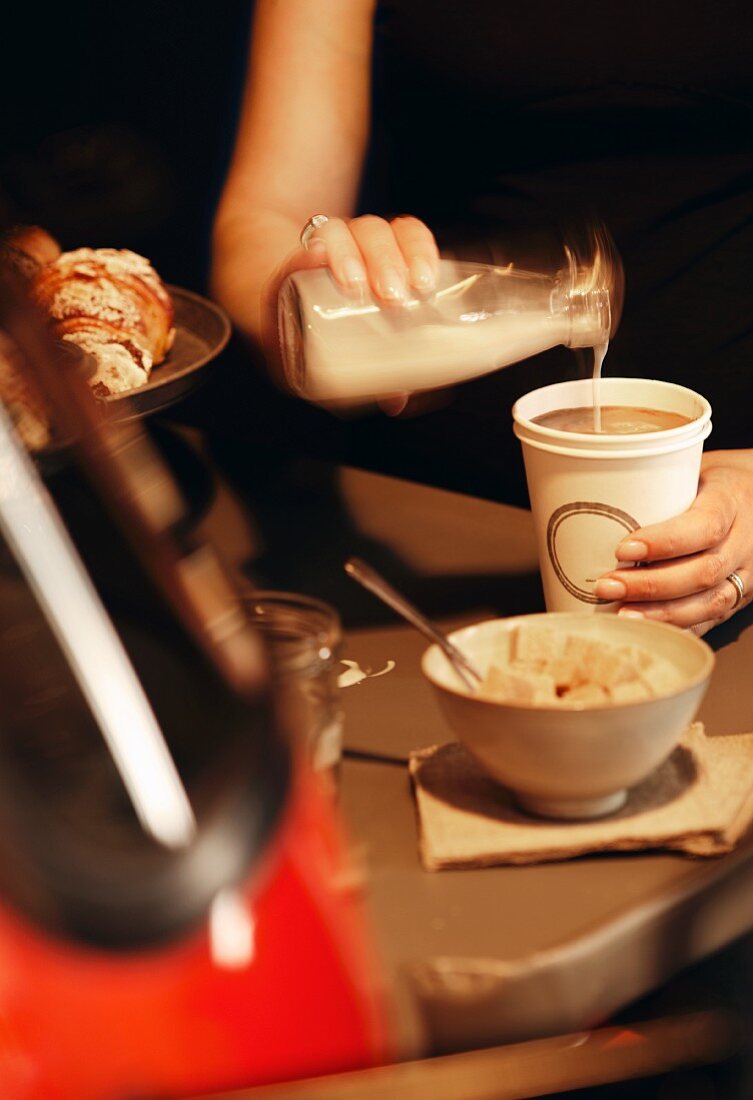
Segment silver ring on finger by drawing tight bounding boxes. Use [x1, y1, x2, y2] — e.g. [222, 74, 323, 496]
[727, 570, 745, 610]
[300, 214, 329, 250]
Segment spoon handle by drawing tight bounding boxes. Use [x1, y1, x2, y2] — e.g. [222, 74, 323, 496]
[344, 557, 482, 688]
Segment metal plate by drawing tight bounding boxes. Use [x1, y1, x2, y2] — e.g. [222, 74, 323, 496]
[102, 285, 231, 420]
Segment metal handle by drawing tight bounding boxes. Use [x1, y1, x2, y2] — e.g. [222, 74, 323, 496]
[344, 557, 482, 689]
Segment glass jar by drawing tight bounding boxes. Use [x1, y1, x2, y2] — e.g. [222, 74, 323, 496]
[244, 590, 344, 781]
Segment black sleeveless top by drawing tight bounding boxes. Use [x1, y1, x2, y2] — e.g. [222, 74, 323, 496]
[337, 2, 753, 501]
[183, 4, 753, 508]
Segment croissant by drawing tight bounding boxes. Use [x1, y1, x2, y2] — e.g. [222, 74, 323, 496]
[0, 328, 52, 451]
[32, 247, 175, 396]
[0, 225, 62, 282]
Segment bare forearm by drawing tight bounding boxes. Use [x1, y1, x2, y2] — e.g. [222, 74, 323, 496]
[210, 208, 299, 346]
[209, 0, 375, 351]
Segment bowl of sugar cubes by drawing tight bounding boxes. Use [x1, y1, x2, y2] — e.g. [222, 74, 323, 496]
[421, 613, 714, 819]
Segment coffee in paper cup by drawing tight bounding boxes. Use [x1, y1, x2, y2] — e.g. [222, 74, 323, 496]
[512, 377, 712, 613]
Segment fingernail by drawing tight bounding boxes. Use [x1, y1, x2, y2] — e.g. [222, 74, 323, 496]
[376, 267, 408, 301]
[307, 239, 328, 262]
[618, 608, 645, 619]
[594, 578, 627, 600]
[409, 258, 436, 292]
[617, 540, 648, 561]
[341, 257, 367, 287]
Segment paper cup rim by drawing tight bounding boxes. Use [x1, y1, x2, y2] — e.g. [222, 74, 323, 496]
[514, 418, 712, 459]
[512, 377, 712, 459]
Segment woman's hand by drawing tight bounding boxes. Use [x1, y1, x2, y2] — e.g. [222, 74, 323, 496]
[261, 214, 440, 411]
[594, 450, 753, 635]
[298, 213, 440, 302]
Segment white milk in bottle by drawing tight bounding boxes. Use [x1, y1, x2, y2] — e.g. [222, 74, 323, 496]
[278, 230, 623, 406]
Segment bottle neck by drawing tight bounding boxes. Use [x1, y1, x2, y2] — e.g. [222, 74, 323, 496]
[553, 279, 613, 349]
[554, 224, 623, 349]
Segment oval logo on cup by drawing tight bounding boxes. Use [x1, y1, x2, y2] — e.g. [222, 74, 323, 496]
[546, 501, 639, 604]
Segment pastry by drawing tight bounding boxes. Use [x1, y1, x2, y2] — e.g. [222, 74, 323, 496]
[0, 328, 52, 451]
[32, 247, 175, 396]
[0, 225, 62, 283]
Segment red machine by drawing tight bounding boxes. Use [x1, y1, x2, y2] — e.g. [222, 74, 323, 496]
[0, 764, 392, 1100]
[0, 276, 394, 1098]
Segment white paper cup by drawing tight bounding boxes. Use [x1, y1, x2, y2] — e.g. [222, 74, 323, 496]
[512, 378, 712, 612]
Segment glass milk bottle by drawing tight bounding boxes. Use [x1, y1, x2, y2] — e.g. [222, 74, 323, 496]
[277, 224, 624, 405]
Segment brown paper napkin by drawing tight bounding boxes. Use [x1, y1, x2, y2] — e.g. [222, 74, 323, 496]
[409, 723, 753, 870]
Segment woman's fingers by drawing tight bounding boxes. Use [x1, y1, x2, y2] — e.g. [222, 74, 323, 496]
[595, 548, 730, 606]
[391, 215, 440, 292]
[591, 462, 753, 630]
[306, 216, 368, 289]
[307, 214, 439, 301]
[349, 215, 411, 301]
[613, 490, 735, 566]
[594, 475, 737, 604]
[616, 567, 747, 630]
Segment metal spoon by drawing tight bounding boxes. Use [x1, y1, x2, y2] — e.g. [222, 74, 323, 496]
[344, 556, 483, 690]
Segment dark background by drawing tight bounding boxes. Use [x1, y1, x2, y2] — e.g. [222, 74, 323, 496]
[4, 2, 753, 512]
[0, 1, 253, 290]
[2, 6, 753, 1098]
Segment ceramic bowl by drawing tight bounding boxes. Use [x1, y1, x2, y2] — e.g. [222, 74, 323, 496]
[421, 612, 715, 819]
